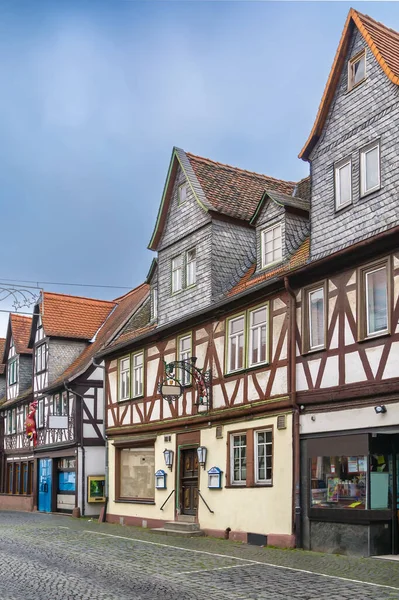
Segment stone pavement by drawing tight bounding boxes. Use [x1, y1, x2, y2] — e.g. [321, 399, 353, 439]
[1, 511, 399, 599]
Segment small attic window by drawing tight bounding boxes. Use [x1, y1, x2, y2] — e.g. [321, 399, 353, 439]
[261, 224, 282, 269]
[348, 51, 366, 91]
[178, 183, 187, 205]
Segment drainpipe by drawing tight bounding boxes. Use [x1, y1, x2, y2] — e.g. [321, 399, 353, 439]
[284, 276, 301, 549]
[64, 382, 86, 517]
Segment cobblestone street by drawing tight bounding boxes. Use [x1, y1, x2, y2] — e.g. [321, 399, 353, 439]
[1, 512, 399, 599]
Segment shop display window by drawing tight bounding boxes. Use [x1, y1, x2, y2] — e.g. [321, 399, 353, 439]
[311, 455, 368, 509]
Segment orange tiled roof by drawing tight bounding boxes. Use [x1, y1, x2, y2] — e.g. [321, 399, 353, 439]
[41, 292, 117, 340]
[186, 152, 296, 222]
[0, 338, 5, 375]
[300, 9, 399, 160]
[46, 283, 149, 387]
[228, 239, 310, 297]
[11, 314, 32, 355]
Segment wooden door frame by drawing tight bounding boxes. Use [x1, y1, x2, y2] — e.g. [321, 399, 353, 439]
[176, 444, 200, 520]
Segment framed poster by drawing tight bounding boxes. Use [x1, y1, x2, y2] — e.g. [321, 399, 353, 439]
[327, 477, 340, 503]
[87, 476, 105, 503]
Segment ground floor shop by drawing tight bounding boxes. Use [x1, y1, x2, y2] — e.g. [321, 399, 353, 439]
[106, 411, 295, 547]
[0, 453, 35, 511]
[300, 401, 399, 556]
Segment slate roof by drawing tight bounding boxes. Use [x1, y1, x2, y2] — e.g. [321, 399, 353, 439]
[186, 152, 296, 222]
[228, 239, 310, 297]
[0, 338, 5, 375]
[10, 314, 32, 356]
[41, 292, 116, 340]
[44, 283, 149, 391]
[300, 9, 399, 160]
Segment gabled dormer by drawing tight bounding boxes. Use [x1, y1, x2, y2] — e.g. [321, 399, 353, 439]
[3, 314, 33, 401]
[300, 9, 399, 260]
[250, 187, 310, 274]
[148, 147, 301, 326]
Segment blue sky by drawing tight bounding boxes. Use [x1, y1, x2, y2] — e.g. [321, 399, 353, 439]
[0, 0, 398, 336]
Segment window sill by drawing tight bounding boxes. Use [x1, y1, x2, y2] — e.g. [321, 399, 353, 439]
[225, 484, 273, 489]
[224, 363, 270, 378]
[115, 499, 155, 505]
[117, 395, 145, 404]
[359, 186, 381, 200]
[334, 201, 353, 214]
[358, 330, 390, 344]
[346, 77, 367, 94]
[301, 346, 326, 357]
[259, 259, 284, 273]
[35, 369, 47, 375]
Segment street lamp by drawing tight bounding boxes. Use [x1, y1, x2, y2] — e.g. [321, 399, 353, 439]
[163, 448, 174, 470]
[197, 446, 207, 470]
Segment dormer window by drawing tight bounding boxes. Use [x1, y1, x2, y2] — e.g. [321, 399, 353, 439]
[348, 51, 366, 91]
[8, 358, 18, 386]
[261, 224, 282, 268]
[178, 183, 187, 205]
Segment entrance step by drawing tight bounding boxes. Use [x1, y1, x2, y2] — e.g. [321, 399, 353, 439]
[177, 515, 196, 523]
[151, 521, 204, 537]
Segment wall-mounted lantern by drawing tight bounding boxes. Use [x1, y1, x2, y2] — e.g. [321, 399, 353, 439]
[208, 467, 223, 489]
[197, 446, 207, 470]
[155, 470, 167, 489]
[163, 448, 174, 470]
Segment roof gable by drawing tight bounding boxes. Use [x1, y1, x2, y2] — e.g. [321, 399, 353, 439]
[9, 315, 32, 356]
[300, 9, 399, 160]
[250, 190, 309, 226]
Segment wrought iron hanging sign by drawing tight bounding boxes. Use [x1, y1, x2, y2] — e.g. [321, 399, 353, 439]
[158, 357, 211, 408]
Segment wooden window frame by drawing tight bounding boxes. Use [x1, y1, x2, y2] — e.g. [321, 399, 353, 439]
[117, 355, 131, 402]
[37, 398, 45, 429]
[176, 332, 192, 387]
[8, 357, 18, 386]
[132, 350, 145, 399]
[348, 49, 366, 92]
[261, 223, 283, 269]
[34, 342, 47, 374]
[254, 429, 273, 485]
[115, 444, 155, 504]
[171, 254, 183, 295]
[334, 156, 352, 211]
[226, 425, 274, 488]
[360, 139, 381, 198]
[229, 431, 248, 486]
[357, 257, 392, 341]
[225, 303, 270, 375]
[302, 280, 328, 354]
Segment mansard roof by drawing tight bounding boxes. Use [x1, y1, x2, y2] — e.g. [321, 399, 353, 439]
[300, 9, 399, 161]
[36, 292, 117, 341]
[43, 283, 149, 392]
[0, 338, 5, 375]
[148, 146, 296, 250]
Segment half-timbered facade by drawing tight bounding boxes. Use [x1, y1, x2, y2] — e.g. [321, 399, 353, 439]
[296, 9, 399, 557]
[0, 286, 148, 515]
[100, 149, 310, 546]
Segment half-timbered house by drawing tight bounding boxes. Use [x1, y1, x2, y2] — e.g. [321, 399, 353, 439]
[0, 286, 148, 515]
[294, 9, 399, 556]
[99, 149, 310, 546]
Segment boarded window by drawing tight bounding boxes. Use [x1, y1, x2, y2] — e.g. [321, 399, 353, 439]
[119, 447, 155, 500]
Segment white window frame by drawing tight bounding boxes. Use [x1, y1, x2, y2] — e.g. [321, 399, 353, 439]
[261, 224, 282, 269]
[255, 429, 273, 484]
[178, 334, 192, 386]
[151, 287, 158, 321]
[186, 248, 196, 288]
[118, 355, 131, 401]
[37, 398, 44, 429]
[178, 183, 187, 205]
[226, 314, 246, 374]
[171, 254, 183, 294]
[335, 157, 352, 210]
[365, 265, 389, 338]
[248, 305, 268, 367]
[132, 350, 144, 398]
[360, 140, 380, 197]
[35, 343, 46, 373]
[230, 433, 247, 485]
[308, 286, 325, 351]
[348, 51, 366, 91]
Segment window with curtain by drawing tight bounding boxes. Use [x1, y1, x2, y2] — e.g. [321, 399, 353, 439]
[248, 306, 268, 366]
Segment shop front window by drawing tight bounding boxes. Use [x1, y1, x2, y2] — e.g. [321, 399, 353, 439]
[311, 455, 368, 509]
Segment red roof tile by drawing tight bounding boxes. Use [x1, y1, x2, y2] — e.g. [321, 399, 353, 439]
[46, 283, 149, 388]
[41, 292, 117, 340]
[186, 152, 296, 222]
[300, 9, 399, 160]
[228, 239, 310, 296]
[11, 314, 32, 355]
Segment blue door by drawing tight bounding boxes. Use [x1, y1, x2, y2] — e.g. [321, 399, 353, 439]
[38, 459, 52, 512]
